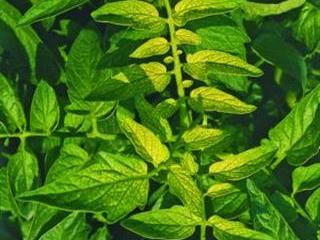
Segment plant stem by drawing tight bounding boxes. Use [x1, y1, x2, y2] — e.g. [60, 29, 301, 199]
[164, 0, 190, 129]
[200, 223, 206, 240]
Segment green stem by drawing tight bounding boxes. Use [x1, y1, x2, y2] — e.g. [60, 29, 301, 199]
[200, 223, 206, 240]
[164, 0, 190, 129]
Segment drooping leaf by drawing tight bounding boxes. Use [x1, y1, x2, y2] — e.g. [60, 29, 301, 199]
[122, 206, 202, 240]
[305, 188, 320, 225]
[7, 151, 39, 218]
[184, 50, 263, 80]
[0, 74, 26, 131]
[294, 3, 320, 52]
[209, 145, 276, 181]
[181, 126, 227, 150]
[268, 84, 320, 165]
[30, 81, 60, 133]
[247, 180, 300, 240]
[173, 0, 244, 26]
[243, 0, 305, 17]
[188, 86, 257, 114]
[117, 114, 170, 166]
[87, 63, 171, 101]
[130, 37, 170, 58]
[208, 215, 273, 240]
[0, 1, 62, 84]
[176, 29, 201, 45]
[252, 32, 307, 91]
[168, 165, 204, 217]
[292, 163, 320, 194]
[19, 152, 149, 223]
[39, 212, 90, 240]
[91, 0, 166, 33]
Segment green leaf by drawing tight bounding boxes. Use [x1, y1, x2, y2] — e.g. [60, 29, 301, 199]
[188, 86, 257, 114]
[176, 29, 201, 45]
[19, 152, 149, 223]
[24, 205, 67, 240]
[168, 165, 204, 217]
[180, 152, 199, 175]
[130, 37, 170, 58]
[135, 97, 173, 141]
[0, 167, 11, 212]
[247, 180, 300, 240]
[121, 206, 202, 240]
[306, 188, 320, 224]
[243, 0, 305, 17]
[268, 84, 320, 165]
[91, 0, 166, 33]
[206, 181, 248, 218]
[18, 0, 89, 26]
[117, 114, 170, 167]
[206, 182, 241, 198]
[270, 191, 297, 223]
[30, 81, 60, 133]
[155, 98, 179, 118]
[39, 212, 90, 240]
[0, 1, 63, 84]
[24, 145, 86, 240]
[185, 50, 263, 78]
[173, 0, 244, 26]
[252, 32, 307, 92]
[209, 145, 276, 181]
[292, 163, 320, 194]
[46, 144, 89, 183]
[294, 3, 320, 51]
[181, 126, 227, 150]
[7, 151, 39, 218]
[0, 74, 26, 131]
[89, 227, 111, 240]
[208, 215, 273, 240]
[183, 16, 250, 92]
[66, 23, 103, 99]
[88, 63, 171, 101]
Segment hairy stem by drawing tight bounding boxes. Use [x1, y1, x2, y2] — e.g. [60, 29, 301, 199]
[164, 0, 190, 129]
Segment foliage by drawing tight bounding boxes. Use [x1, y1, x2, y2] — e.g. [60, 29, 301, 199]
[0, 0, 319, 239]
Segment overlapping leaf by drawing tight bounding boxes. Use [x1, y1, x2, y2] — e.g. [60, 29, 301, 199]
[19, 152, 149, 223]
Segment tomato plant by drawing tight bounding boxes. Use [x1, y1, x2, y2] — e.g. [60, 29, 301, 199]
[0, 0, 319, 239]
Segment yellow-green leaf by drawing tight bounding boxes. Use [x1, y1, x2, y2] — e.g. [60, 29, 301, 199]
[181, 126, 226, 150]
[118, 114, 170, 166]
[209, 145, 277, 181]
[88, 63, 171, 101]
[130, 37, 170, 58]
[176, 29, 201, 45]
[189, 87, 257, 114]
[185, 50, 263, 78]
[168, 165, 204, 217]
[91, 0, 165, 33]
[208, 215, 274, 240]
[174, 0, 245, 26]
[206, 182, 241, 198]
